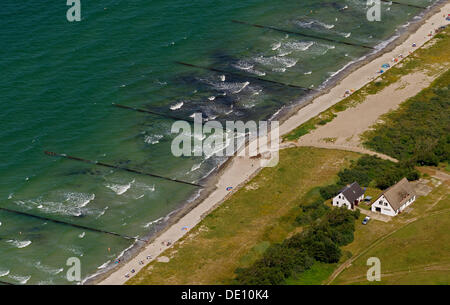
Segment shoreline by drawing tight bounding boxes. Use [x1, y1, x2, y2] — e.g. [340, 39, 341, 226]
[95, 1, 449, 285]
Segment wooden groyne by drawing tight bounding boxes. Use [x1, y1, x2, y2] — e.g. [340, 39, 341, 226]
[381, 0, 428, 10]
[0, 207, 143, 242]
[44, 151, 203, 188]
[231, 20, 375, 50]
[176, 61, 314, 91]
[113, 103, 195, 123]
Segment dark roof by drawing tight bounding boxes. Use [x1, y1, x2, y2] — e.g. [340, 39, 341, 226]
[382, 178, 416, 211]
[339, 182, 365, 203]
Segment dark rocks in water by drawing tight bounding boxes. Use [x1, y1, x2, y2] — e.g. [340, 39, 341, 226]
[85, 169, 104, 176]
[28, 226, 43, 233]
[66, 167, 105, 177]
[330, 2, 347, 11]
[117, 160, 131, 166]
[313, 2, 347, 11]
[66, 168, 91, 176]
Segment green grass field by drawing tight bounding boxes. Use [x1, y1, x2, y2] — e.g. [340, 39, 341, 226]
[127, 147, 360, 285]
[332, 182, 450, 285]
[285, 262, 337, 285]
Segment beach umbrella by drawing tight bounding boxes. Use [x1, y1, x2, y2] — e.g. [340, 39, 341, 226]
[226, 186, 233, 191]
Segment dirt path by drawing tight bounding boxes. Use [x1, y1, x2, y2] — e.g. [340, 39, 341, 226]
[297, 72, 437, 156]
[338, 262, 450, 284]
[325, 205, 450, 285]
[291, 142, 398, 162]
[357, 207, 391, 223]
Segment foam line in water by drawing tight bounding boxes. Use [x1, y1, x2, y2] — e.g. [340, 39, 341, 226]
[381, 0, 428, 9]
[231, 20, 375, 50]
[113, 103, 231, 133]
[113, 103, 195, 123]
[176, 61, 314, 91]
[44, 151, 204, 188]
[6, 239, 32, 249]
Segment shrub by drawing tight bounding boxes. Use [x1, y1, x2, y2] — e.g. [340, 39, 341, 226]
[235, 208, 358, 284]
[319, 155, 419, 200]
[363, 70, 450, 165]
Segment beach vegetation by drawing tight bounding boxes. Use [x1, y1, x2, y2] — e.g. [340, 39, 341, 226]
[362, 69, 450, 167]
[234, 207, 360, 285]
[319, 155, 419, 200]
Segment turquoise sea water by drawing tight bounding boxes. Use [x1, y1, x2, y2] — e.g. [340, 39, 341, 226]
[0, 0, 438, 284]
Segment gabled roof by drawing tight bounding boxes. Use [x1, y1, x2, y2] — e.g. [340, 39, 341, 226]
[338, 182, 365, 203]
[382, 178, 416, 211]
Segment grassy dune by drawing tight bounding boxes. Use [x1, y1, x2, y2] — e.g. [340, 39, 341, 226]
[361, 69, 450, 165]
[128, 147, 360, 284]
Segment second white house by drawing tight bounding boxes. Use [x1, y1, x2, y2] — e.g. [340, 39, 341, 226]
[371, 178, 416, 217]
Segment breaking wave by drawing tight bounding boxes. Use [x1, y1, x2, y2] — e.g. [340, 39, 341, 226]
[144, 134, 163, 145]
[232, 61, 266, 76]
[143, 216, 164, 228]
[7, 240, 32, 249]
[14, 191, 95, 217]
[9, 274, 31, 284]
[170, 102, 184, 110]
[0, 269, 10, 277]
[105, 179, 135, 195]
[34, 261, 64, 275]
[294, 19, 335, 30]
[97, 260, 111, 270]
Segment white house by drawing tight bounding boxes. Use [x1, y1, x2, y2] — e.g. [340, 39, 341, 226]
[332, 182, 365, 210]
[371, 178, 416, 217]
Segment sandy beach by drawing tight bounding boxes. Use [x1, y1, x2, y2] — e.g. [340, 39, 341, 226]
[98, 2, 450, 285]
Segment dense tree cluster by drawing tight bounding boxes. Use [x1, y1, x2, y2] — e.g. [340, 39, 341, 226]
[319, 155, 419, 200]
[234, 208, 359, 285]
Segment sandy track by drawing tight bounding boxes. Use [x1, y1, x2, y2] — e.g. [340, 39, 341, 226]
[297, 72, 437, 151]
[294, 142, 398, 162]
